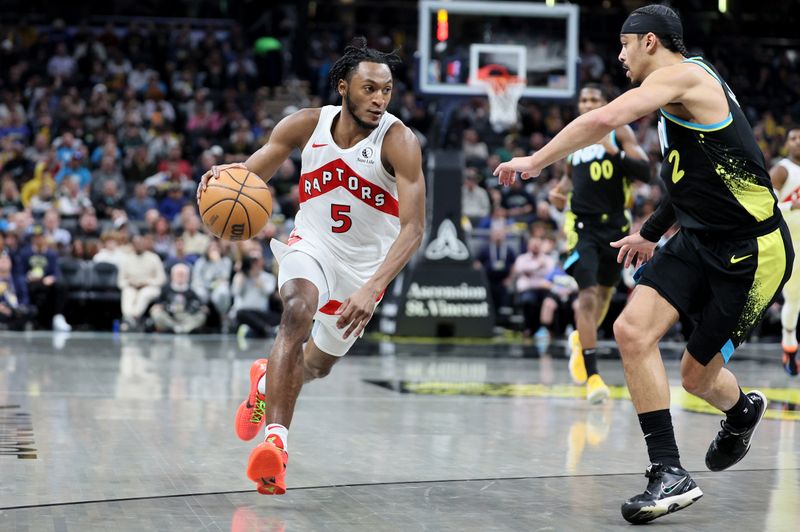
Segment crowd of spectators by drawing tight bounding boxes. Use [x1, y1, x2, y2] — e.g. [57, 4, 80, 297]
[0, 17, 797, 342]
[0, 19, 289, 336]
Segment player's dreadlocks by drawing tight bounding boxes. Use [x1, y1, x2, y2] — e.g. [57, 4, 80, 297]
[629, 4, 689, 57]
[329, 36, 403, 90]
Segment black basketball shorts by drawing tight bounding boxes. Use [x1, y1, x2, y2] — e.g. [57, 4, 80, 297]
[637, 223, 794, 365]
[564, 212, 628, 290]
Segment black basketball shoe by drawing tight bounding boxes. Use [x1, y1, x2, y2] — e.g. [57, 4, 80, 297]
[621, 463, 703, 524]
[705, 390, 767, 472]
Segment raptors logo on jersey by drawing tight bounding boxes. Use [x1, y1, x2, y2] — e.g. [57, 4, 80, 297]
[288, 105, 401, 281]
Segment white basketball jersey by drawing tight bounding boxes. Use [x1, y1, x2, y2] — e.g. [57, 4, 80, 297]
[289, 105, 401, 282]
[776, 158, 800, 233]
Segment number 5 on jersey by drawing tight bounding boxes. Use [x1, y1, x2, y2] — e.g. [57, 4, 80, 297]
[331, 204, 352, 233]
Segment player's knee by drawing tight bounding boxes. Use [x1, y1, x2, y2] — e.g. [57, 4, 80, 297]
[613, 313, 650, 354]
[612, 314, 633, 344]
[680, 367, 711, 397]
[280, 296, 315, 331]
[577, 291, 597, 315]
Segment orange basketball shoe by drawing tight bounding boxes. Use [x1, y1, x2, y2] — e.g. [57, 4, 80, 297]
[234, 359, 268, 441]
[247, 434, 288, 495]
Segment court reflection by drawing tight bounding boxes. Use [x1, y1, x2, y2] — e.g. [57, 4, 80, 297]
[565, 401, 613, 474]
[765, 419, 799, 532]
[230, 506, 286, 532]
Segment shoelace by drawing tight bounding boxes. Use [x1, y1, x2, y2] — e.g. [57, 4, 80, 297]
[718, 419, 749, 437]
[266, 435, 287, 457]
[642, 463, 666, 494]
[644, 464, 665, 481]
[249, 397, 266, 424]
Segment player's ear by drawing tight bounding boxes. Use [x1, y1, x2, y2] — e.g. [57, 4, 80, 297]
[337, 79, 347, 98]
[645, 33, 658, 54]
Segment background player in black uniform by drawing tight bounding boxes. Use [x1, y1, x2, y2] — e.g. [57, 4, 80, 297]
[495, 4, 792, 524]
[549, 83, 649, 404]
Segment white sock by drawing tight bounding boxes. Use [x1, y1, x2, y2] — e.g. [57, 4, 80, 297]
[783, 329, 798, 350]
[257, 374, 266, 396]
[265, 423, 288, 450]
[780, 294, 800, 346]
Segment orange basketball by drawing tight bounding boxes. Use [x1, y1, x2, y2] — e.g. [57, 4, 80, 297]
[198, 167, 272, 241]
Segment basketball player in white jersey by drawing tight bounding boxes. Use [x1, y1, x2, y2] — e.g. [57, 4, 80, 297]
[197, 37, 426, 495]
[770, 126, 800, 375]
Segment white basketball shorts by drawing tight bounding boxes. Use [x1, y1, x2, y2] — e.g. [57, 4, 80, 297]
[271, 239, 363, 357]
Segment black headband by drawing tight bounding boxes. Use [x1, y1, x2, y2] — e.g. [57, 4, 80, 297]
[621, 13, 683, 38]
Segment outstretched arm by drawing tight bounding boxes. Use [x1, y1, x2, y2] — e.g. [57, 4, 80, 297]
[335, 124, 426, 339]
[494, 65, 688, 184]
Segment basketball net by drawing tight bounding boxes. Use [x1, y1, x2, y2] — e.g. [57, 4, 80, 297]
[475, 65, 525, 131]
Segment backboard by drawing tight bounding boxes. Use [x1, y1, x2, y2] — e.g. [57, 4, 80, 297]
[418, 0, 579, 99]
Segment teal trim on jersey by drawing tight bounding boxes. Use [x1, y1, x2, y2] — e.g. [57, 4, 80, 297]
[682, 57, 722, 83]
[610, 129, 618, 150]
[563, 251, 580, 270]
[721, 339, 735, 363]
[668, 57, 733, 131]
[660, 108, 733, 132]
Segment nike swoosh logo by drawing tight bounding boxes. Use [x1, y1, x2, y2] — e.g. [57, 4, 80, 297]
[311, 143, 328, 148]
[730, 254, 752, 264]
[661, 476, 686, 495]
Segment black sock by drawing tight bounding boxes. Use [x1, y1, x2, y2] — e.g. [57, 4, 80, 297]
[638, 409, 682, 468]
[583, 348, 598, 377]
[725, 389, 756, 430]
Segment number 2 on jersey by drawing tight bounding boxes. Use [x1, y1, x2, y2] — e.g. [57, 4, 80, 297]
[331, 204, 352, 233]
[668, 149, 685, 184]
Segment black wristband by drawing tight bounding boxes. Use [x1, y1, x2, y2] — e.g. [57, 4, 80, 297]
[639, 222, 663, 243]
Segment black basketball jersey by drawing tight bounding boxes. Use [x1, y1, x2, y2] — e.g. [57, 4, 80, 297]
[568, 130, 630, 217]
[657, 57, 779, 236]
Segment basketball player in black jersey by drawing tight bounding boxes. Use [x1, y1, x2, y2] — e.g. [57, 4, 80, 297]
[549, 83, 649, 404]
[495, 4, 792, 524]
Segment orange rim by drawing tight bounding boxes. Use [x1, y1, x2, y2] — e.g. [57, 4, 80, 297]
[475, 63, 525, 94]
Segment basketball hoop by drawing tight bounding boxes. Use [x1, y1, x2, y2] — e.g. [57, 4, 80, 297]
[475, 64, 525, 131]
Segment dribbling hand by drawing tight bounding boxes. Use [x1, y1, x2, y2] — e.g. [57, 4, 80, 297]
[493, 156, 542, 186]
[196, 162, 249, 204]
[610, 232, 657, 269]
